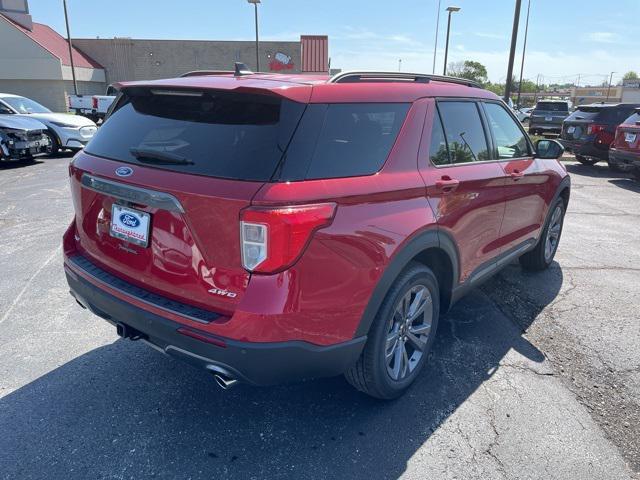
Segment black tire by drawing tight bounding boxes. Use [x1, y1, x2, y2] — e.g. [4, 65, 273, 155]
[575, 155, 599, 165]
[606, 161, 624, 173]
[44, 131, 60, 157]
[345, 262, 440, 399]
[519, 198, 565, 271]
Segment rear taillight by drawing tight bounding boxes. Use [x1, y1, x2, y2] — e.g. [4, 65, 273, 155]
[587, 124, 605, 135]
[240, 203, 337, 273]
[92, 97, 98, 109]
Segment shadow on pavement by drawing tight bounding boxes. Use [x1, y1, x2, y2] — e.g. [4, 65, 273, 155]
[0, 159, 44, 170]
[608, 178, 640, 194]
[564, 162, 630, 179]
[0, 265, 563, 480]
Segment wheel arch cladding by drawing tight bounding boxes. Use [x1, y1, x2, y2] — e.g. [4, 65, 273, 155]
[354, 228, 460, 337]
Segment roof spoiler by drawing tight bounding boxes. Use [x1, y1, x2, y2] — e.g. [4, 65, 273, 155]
[179, 62, 254, 78]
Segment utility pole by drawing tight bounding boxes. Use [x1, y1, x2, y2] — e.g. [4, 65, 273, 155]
[62, 0, 78, 96]
[398, 59, 402, 72]
[606, 71, 615, 102]
[533, 73, 541, 104]
[442, 6, 460, 76]
[247, 0, 261, 71]
[503, 0, 522, 103]
[515, 0, 531, 109]
[432, 0, 442, 74]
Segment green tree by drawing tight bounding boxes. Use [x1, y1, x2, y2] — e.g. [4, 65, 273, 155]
[623, 71, 639, 81]
[447, 60, 488, 85]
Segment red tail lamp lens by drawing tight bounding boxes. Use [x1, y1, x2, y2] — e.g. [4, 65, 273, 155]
[240, 203, 336, 273]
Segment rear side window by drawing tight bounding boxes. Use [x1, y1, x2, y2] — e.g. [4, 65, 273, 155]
[279, 103, 409, 180]
[483, 102, 530, 159]
[428, 112, 450, 166]
[437, 101, 490, 163]
[535, 102, 569, 112]
[86, 89, 306, 181]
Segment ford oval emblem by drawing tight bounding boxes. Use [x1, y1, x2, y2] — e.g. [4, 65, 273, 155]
[119, 213, 140, 228]
[115, 166, 133, 177]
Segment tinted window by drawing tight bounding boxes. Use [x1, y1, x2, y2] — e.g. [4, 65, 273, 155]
[484, 102, 530, 159]
[535, 102, 569, 112]
[86, 89, 305, 181]
[437, 101, 489, 163]
[568, 106, 639, 124]
[279, 103, 409, 180]
[428, 111, 450, 165]
[623, 111, 640, 125]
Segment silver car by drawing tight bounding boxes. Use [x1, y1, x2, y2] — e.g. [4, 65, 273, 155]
[0, 93, 98, 155]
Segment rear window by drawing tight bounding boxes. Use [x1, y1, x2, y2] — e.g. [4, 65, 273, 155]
[622, 111, 640, 125]
[568, 105, 640, 124]
[535, 102, 569, 112]
[86, 89, 306, 181]
[87, 90, 409, 182]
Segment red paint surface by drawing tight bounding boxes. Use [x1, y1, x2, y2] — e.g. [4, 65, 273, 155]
[64, 75, 568, 347]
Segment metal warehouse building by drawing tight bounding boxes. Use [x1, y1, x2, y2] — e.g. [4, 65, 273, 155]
[0, 0, 328, 112]
[72, 35, 329, 86]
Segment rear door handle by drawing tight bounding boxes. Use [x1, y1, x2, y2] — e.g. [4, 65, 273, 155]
[510, 169, 524, 180]
[435, 177, 460, 193]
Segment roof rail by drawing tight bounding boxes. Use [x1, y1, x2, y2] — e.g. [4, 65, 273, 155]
[328, 71, 482, 88]
[180, 70, 234, 78]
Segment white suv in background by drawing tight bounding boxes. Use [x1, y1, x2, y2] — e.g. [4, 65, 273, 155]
[0, 93, 98, 156]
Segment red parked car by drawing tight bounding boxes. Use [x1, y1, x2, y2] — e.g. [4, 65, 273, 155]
[609, 108, 640, 179]
[63, 68, 570, 399]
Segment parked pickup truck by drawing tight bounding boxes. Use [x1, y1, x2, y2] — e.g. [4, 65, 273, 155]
[68, 85, 117, 123]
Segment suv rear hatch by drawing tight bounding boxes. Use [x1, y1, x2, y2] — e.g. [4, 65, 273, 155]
[530, 101, 569, 127]
[612, 109, 640, 153]
[68, 81, 311, 315]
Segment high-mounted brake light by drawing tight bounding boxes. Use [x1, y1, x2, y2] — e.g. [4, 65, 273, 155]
[240, 203, 337, 273]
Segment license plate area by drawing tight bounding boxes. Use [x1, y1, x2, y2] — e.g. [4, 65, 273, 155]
[545, 116, 553, 122]
[110, 204, 151, 247]
[567, 126, 575, 134]
[624, 132, 637, 143]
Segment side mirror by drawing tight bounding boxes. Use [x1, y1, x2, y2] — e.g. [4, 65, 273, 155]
[535, 139, 564, 159]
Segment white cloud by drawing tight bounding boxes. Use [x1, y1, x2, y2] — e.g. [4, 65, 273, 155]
[586, 32, 620, 43]
[474, 32, 506, 40]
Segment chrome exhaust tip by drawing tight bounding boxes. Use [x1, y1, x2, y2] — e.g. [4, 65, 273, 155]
[206, 365, 239, 390]
[213, 373, 239, 390]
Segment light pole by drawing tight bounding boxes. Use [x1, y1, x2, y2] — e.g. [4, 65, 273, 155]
[606, 71, 615, 102]
[504, 0, 522, 103]
[515, 0, 531, 109]
[62, 0, 78, 96]
[432, 0, 442, 74]
[442, 6, 460, 76]
[247, 0, 260, 71]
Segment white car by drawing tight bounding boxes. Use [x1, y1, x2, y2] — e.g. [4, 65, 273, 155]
[0, 93, 98, 155]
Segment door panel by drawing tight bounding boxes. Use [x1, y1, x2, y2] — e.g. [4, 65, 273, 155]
[481, 101, 549, 253]
[499, 158, 549, 251]
[418, 100, 507, 283]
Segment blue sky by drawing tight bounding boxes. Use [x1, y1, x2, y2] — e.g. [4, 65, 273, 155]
[28, 0, 638, 84]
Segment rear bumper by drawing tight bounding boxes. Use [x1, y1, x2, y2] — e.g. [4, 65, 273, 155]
[65, 263, 366, 386]
[559, 139, 608, 161]
[608, 149, 640, 170]
[529, 123, 562, 133]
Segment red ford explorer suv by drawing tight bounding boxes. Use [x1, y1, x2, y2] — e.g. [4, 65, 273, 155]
[63, 68, 570, 399]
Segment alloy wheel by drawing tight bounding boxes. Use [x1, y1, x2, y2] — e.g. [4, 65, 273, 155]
[385, 285, 433, 381]
[544, 205, 563, 262]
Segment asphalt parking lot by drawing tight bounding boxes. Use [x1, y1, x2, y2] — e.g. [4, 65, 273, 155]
[1, 154, 639, 480]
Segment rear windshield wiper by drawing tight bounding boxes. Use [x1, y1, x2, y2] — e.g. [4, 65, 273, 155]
[129, 148, 194, 165]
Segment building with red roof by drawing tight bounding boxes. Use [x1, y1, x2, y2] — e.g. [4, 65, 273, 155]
[0, 1, 105, 112]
